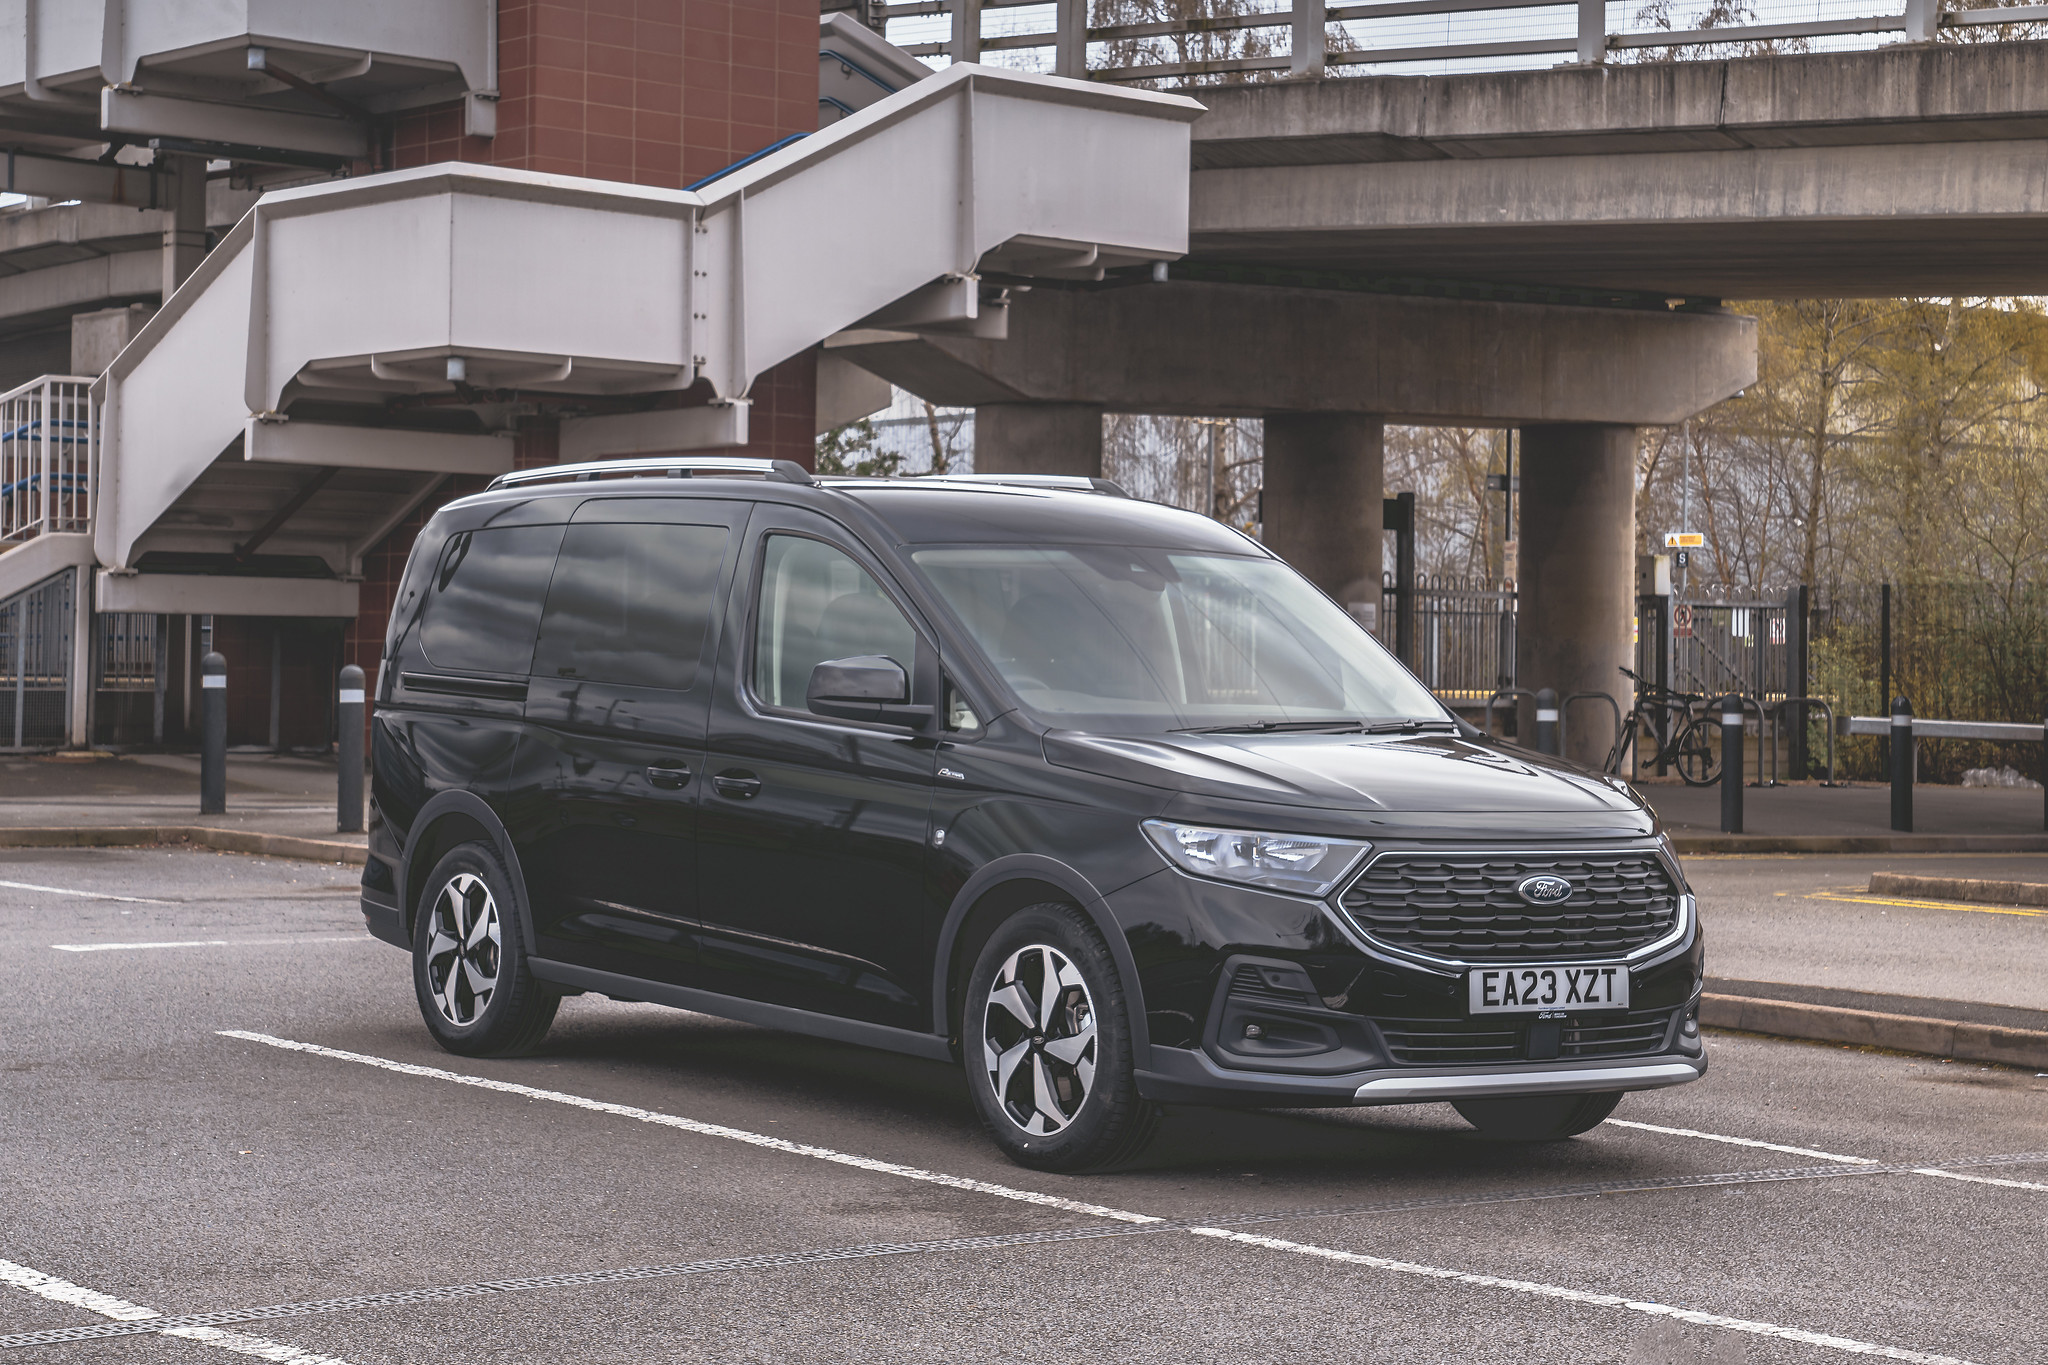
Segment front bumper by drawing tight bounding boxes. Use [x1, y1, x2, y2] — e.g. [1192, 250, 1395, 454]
[1138, 1044, 1707, 1108]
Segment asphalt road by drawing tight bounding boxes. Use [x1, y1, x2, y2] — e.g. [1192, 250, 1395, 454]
[2, 847, 2044, 1365]
[1685, 852, 2048, 1011]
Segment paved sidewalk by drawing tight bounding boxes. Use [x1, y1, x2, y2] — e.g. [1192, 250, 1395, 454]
[0, 752, 364, 847]
[1642, 777, 2046, 839]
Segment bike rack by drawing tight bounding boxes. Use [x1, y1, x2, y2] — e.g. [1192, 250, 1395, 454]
[1563, 690, 1622, 773]
[1769, 695, 1842, 787]
[1484, 687, 1537, 745]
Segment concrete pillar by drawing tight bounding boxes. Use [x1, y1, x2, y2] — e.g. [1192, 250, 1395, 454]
[1261, 414, 1384, 625]
[1516, 424, 1637, 768]
[973, 403, 1103, 477]
[161, 155, 208, 299]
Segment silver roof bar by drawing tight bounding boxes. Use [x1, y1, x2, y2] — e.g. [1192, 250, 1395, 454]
[903, 473, 1130, 497]
[487, 455, 816, 491]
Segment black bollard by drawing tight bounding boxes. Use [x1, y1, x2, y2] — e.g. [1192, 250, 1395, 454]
[200, 651, 227, 814]
[1719, 696, 1743, 834]
[1534, 687, 1559, 756]
[1890, 695, 1913, 833]
[337, 664, 365, 834]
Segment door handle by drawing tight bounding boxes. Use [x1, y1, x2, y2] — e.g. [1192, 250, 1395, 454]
[712, 770, 762, 800]
[645, 765, 691, 790]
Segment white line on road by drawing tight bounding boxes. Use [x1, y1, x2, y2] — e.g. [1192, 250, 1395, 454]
[1182, 1229, 1976, 1365]
[1607, 1119, 1879, 1165]
[0, 879, 168, 904]
[0, 1257, 355, 1364]
[220, 1029, 1989, 1365]
[1909, 1166, 2048, 1193]
[52, 937, 369, 953]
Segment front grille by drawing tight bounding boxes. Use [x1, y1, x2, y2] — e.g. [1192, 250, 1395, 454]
[1377, 1009, 1676, 1066]
[1339, 850, 1681, 962]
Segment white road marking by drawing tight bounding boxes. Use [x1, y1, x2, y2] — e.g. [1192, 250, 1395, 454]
[0, 1257, 354, 1364]
[0, 879, 168, 904]
[221, 1030, 1989, 1364]
[1909, 1167, 2048, 1193]
[1183, 1229, 1976, 1365]
[52, 937, 368, 953]
[1606, 1119, 1879, 1165]
[217, 1031, 1160, 1226]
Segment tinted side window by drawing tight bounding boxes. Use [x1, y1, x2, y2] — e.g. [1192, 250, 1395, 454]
[531, 522, 730, 690]
[752, 535, 916, 710]
[418, 525, 564, 675]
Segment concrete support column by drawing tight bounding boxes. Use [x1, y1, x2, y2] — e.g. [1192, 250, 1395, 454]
[973, 403, 1103, 478]
[161, 155, 208, 299]
[1516, 423, 1637, 768]
[1261, 413, 1384, 622]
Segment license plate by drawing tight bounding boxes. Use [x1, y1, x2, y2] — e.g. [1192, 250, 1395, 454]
[1468, 965, 1629, 1014]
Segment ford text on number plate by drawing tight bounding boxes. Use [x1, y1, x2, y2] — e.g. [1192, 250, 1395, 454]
[1469, 965, 1629, 1014]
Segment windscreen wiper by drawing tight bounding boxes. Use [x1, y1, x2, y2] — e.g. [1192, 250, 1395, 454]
[1171, 719, 1368, 735]
[1360, 719, 1460, 734]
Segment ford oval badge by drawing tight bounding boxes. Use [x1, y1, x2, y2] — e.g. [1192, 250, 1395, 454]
[1517, 874, 1572, 906]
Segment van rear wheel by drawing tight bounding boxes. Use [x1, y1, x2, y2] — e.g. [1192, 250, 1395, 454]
[412, 841, 558, 1057]
[964, 903, 1158, 1172]
[1452, 1091, 1621, 1141]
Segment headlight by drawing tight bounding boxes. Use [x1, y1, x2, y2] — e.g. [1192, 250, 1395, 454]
[1141, 819, 1371, 898]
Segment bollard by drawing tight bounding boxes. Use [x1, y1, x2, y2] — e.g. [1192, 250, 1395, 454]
[200, 651, 227, 814]
[337, 664, 365, 834]
[1890, 695, 1913, 833]
[1533, 687, 1560, 756]
[1719, 696, 1743, 834]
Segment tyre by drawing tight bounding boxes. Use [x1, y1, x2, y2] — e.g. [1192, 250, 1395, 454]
[1452, 1091, 1622, 1141]
[964, 903, 1158, 1172]
[1674, 717, 1723, 787]
[412, 841, 559, 1057]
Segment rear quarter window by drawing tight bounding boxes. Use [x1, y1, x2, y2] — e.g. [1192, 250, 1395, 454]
[417, 524, 565, 676]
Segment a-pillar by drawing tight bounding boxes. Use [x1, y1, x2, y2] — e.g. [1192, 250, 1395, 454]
[1517, 424, 1638, 768]
[973, 403, 1103, 477]
[1261, 414, 1384, 623]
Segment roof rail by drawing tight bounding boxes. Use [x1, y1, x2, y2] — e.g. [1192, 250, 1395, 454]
[487, 456, 817, 491]
[903, 473, 1131, 497]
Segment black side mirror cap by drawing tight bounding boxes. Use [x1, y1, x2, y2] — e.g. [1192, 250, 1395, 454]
[806, 656, 934, 729]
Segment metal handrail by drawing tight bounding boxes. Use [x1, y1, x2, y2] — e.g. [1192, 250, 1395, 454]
[1770, 694, 1841, 787]
[1484, 686, 1535, 744]
[1562, 689, 1621, 769]
[882, 0, 2045, 80]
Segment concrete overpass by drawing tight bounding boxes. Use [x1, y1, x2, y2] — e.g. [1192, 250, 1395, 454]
[1185, 41, 2048, 299]
[846, 28, 2048, 760]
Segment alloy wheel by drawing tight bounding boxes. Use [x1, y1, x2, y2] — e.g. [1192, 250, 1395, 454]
[425, 872, 501, 1026]
[982, 944, 1097, 1135]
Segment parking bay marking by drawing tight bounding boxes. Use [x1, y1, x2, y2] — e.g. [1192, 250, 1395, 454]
[0, 879, 168, 905]
[52, 937, 371, 953]
[12, 1155, 2043, 1355]
[1807, 890, 2047, 919]
[1609, 1119, 2048, 1191]
[211, 1029, 2036, 1364]
[0, 1256, 357, 1364]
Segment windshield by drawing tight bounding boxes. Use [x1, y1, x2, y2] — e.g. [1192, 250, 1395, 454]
[909, 544, 1447, 734]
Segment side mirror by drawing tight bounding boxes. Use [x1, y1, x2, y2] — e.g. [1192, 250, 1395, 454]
[806, 656, 933, 729]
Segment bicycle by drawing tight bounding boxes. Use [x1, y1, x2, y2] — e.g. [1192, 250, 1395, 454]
[1605, 666, 1724, 786]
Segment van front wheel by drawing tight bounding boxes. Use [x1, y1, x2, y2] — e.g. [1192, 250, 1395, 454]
[964, 903, 1157, 1172]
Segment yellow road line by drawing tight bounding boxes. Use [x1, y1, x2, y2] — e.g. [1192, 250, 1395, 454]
[1804, 890, 2048, 918]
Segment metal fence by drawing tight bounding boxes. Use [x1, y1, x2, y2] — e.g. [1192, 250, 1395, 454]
[882, 0, 2048, 82]
[1378, 573, 1516, 700]
[0, 569, 75, 750]
[96, 613, 159, 691]
[0, 376, 95, 546]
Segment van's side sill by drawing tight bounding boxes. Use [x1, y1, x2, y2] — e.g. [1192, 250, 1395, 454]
[527, 958, 956, 1063]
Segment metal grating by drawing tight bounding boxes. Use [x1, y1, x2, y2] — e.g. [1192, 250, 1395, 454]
[1340, 851, 1681, 962]
[1377, 1008, 1677, 1066]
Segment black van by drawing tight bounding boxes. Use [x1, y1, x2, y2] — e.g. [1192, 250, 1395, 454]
[361, 457, 1704, 1171]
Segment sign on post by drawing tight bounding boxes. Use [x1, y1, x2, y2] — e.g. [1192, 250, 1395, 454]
[1664, 532, 1704, 548]
[1673, 603, 1694, 639]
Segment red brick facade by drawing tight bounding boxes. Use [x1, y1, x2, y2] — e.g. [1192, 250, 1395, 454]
[344, 0, 823, 692]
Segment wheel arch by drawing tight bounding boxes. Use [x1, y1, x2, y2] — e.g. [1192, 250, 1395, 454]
[400, 790, 536, 946]
[932, 855, 1150, 1058]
